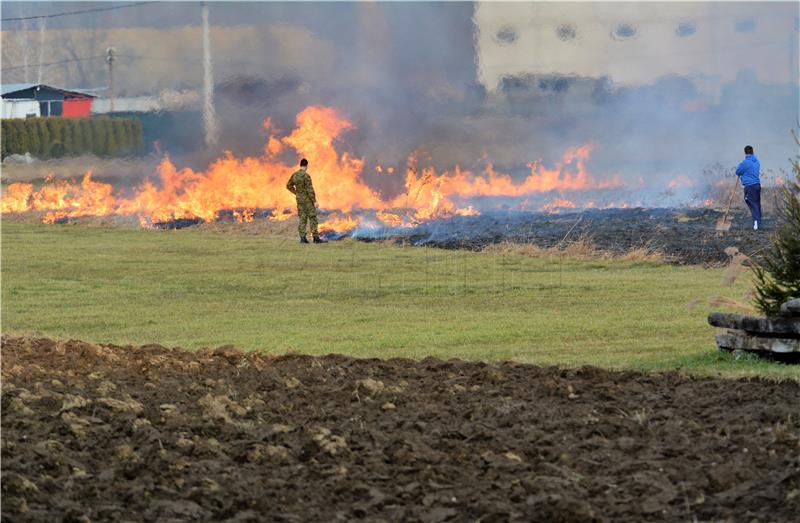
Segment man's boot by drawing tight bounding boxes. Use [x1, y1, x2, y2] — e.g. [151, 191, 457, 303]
[313, 235, 327, 244]
[300, 235, 309, 244]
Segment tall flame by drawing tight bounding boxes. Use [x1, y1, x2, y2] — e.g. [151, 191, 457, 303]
[1, 105, 620, 233]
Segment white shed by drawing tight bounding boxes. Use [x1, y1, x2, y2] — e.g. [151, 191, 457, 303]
[1, 98, 40, 119]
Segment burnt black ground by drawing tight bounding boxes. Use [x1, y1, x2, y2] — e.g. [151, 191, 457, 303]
[26, 206, 773, 265]
[367, 208, 774, 265]
[2, 337, 799, 522]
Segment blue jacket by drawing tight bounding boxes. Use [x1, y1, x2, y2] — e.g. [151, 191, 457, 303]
[735, 154, 760, 187]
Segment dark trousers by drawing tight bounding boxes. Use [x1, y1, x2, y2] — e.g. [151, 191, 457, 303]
[744, 183, 761, 224]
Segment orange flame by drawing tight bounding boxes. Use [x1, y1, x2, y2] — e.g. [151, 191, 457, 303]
[542, 198, 577, 213]
[1, 105, 623, 235]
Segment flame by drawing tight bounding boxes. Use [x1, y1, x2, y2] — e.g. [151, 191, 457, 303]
[1, 105, 626, 235]
[454, 206, 480, 217]
[667, 175, 695, 190]
[542, 198, 577, 213]
[0, 183, 33, 213]
[375, 210, 405, 227]
[232, 209, 255, 223]
[268, 209, 293, 222]
[318, 215, 360, 235]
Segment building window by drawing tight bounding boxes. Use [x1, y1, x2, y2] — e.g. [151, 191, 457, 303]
[494, 26, 518, 46]
[675, 22, 696, 37]
[612, 23, 637, 40]
[735, 19, 756, 33]
[556, 24, 577, 41]
[39, 101, 63, 117]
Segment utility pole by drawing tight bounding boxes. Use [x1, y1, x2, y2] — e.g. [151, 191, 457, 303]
[37, 19, 46, 84]
[22, 19, 29, 83]
[106, 47, 116, 113]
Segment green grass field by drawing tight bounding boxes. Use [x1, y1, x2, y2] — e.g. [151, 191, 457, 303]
[2, 221, 797, 380]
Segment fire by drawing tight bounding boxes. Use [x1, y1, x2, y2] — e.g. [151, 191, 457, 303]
[0, 183, 33, 213]
[542, 198, 578, 213]
[1, 105, 623, 235]
[318, 215, 360, 235]
[232, 209, 255, 223]
[268, 209, 293, 222]
[375, 210, 405, 227]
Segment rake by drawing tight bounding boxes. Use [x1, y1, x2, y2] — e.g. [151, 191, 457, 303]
[715, 178, 739, 232]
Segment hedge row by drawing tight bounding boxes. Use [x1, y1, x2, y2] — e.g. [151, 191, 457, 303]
[1, 117, 144, 159]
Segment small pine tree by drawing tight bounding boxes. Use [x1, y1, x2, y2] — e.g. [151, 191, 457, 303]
[74, 119, 84, 154]
[132, 118, 144, 154]
[91, 118, 105, 156]
[80, 119, 93, 155]
[121, 120, 134, 155]
[46, 118, 62, 158]
[1, 120, 9, 158]
[62, 119, 76, 156]
[70, 119, 83, 153]
[14, 120, 29, 154]
[79, 119, 91, 154]
[25, 120, 40, 156]
[752, 131, 800, 316]
[111, 119, 124, 155]
[104, 118, 117, 156]
[36, 119, 50, 157]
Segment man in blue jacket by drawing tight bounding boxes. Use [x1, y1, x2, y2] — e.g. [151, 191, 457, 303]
[735, 145, 761, 230]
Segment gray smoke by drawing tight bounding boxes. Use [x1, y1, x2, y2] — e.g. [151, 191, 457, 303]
[201, 1, 219, 149]
[1, 1, 798, 206]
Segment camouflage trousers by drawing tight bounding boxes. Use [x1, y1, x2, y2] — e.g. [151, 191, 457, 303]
[297, 201, 319, 238]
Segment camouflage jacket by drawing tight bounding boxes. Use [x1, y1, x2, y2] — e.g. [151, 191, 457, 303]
[286, 169, 317, 205]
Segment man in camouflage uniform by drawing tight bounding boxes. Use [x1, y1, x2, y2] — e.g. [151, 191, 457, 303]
[286, 158, 326, 243]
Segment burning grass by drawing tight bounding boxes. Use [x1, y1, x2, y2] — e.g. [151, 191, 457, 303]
[0, 106, 617, 230]
[2, 221, 797, 380]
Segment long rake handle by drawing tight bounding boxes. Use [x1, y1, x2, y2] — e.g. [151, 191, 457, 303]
[720, 178, 739, 224]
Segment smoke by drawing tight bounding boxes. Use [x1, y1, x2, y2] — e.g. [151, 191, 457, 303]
[201, 2, 219, 149]
[1, 1, 798, 209]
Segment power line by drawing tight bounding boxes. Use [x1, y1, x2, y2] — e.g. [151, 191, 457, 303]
[1, 53, 259, 73]
[1, 2, 155, 23]
[1, 55, 106, 72]
[116, 53, 256, 67]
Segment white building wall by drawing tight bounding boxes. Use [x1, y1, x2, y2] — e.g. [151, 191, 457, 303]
[475, 2, 798, 97]
[1, 99, 40, 119]
[91, 90, 200, 114]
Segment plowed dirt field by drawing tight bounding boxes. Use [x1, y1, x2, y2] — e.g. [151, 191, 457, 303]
[2, 336, 799, 522]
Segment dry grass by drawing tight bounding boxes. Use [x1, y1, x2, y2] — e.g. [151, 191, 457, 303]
[196, 216, 299, 239]
[720, 246, 749, 287]
[483, 236, 668, 264]
[708, 295, 758, 315]
[685, 245, 758, 315]
[620, 246, 668, 263]
[1, 155, 160, 185]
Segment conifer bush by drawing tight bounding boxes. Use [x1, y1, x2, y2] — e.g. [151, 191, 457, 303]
[751, 131, 800, 315]
[1, 117, 143, 159]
